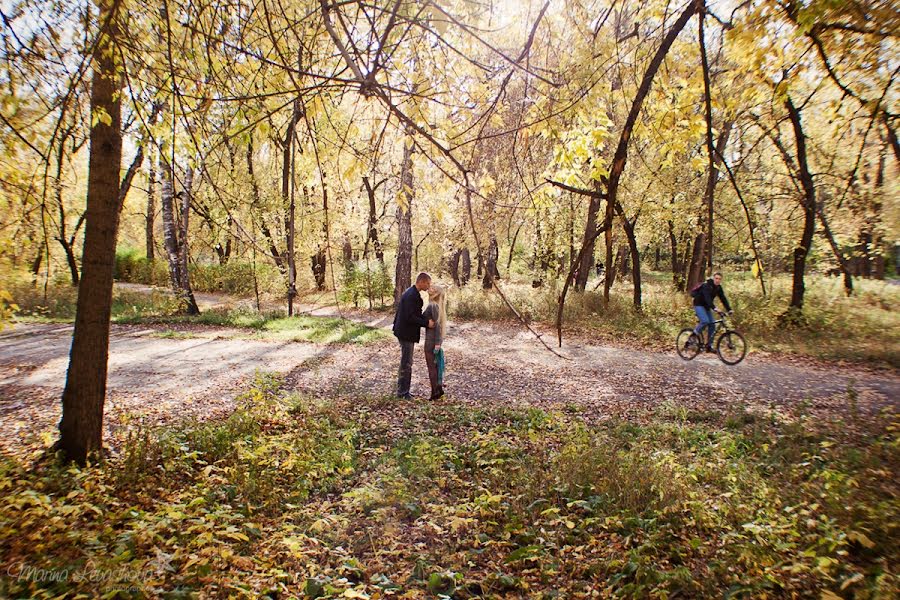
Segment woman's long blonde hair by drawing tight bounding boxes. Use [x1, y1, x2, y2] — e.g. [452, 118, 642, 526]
[428, 285, 448, 334]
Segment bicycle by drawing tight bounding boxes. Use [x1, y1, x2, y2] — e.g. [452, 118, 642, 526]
[676, 308, 747, 365]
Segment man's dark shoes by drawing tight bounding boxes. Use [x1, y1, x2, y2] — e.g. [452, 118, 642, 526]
[429, 386, 445, 400]
[398, 393, 413, 400]
[705, 346, 714, 353]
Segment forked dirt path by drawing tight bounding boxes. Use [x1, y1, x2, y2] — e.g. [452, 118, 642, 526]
[1, 286, 897, 458]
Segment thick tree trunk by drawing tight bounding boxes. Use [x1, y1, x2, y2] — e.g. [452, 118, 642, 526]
[57, 0, 123, 465]
[687, 232, 706, 291]
[460, 248, 471, 285]
[394, 137, 414, 304]
[482, 236, 500, 289]
[575, 193, 602, 291]
[786, 96, 816, 312]
[448, 249, 461, 286]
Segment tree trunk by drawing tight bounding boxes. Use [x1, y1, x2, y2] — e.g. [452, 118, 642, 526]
[60, 240, 80, 287]
[786, 96, 816, 312]
[602, 198, 615, 301]
[283, 100, 301, 312]
[146, 149, 156, 262]
[507, 220, 523, 271]
[448, 249, 461, 286]
[575, 192, 602, 291]
[482, 236, 499, 289]
[179, 166, 199, 315]
[460, 248, 471, 285]
[362, 176, 384, 263]
[620, 215, 642, 308]
[160, 155, 181, 297]
[687, 232, 706, 291]
[57, 0, 123, 465]
[668, 220, 683, 290]
[394, 137, 414, 304]
[698, 7, 715, 271]
[311, 250, 327, 290]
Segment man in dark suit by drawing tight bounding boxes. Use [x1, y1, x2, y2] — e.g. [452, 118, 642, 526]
[392, 272, 434, 399]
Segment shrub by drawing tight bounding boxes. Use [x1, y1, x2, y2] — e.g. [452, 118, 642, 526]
[339, 260, 393, 309]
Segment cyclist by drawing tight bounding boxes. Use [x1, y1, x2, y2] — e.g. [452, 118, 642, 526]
[692, 272, 732, 352]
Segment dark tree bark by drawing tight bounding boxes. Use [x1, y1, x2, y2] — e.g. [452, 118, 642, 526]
[786, 96, 817, 312]
[507, 220, 523, 271]
[448, 249, 461, 286]
[686, 232, 706, 291]
[575, 191, 602, 291]
[618, 211, 642, 308]
[482, 236, 500, 289]
[602, 197, 615, 301]
[57, 0, 123, 465]
[146, 150, 156, 262]
[460, 248, 471, 285]
[698, 7, 715, 271]
[362, 176, 385, 263]
[394, 137, 413, 304]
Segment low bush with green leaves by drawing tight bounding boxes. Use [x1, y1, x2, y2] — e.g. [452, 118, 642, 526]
[338, 260, 393, 309]
[1, 377, 896, 598]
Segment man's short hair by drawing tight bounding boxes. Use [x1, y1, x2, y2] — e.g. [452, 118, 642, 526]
[713, 272, 723, 278]
[416, 272, 432, 283]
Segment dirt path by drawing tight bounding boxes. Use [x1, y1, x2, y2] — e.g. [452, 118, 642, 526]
[2, 299, 897, 459]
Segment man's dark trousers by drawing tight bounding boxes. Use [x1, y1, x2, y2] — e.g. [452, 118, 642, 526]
[397, 340, 415, 397]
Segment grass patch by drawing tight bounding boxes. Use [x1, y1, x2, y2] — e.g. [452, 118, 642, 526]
[135, 309, 388, 344]
[451, 272, 900, 367]
[2, 381, 896, 598]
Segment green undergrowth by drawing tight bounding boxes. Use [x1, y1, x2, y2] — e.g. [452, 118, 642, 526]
[1, 375, 896, 598]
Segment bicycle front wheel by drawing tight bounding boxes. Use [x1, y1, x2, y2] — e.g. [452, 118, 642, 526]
[676, 328, 701, 360]
[716, 331, 747, 365]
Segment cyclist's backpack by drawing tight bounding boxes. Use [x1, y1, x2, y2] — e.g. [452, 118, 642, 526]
[689, 282, 704, 299]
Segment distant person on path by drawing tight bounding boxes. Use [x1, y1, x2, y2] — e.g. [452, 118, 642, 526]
[393, 272, 434, 399]
[692, 271, 732, 352]
[423, 284, 447, 400]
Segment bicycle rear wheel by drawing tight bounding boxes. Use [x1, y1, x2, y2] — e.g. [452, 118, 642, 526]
[676, 328, 701, 360]
[716, 331, 747, 365]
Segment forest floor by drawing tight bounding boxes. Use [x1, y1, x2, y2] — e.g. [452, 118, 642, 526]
[1, 283, 897, 459]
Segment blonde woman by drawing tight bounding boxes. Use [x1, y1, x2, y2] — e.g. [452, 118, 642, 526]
[422, 285, 447, 400]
